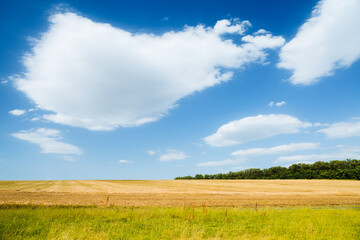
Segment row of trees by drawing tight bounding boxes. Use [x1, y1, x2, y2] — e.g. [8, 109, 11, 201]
[175, 159, 360, 180]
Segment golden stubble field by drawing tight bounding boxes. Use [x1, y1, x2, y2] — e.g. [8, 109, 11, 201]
[0, 180, 359, 207]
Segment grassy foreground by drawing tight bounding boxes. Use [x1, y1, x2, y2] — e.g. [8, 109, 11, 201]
[0, 205, 359, 239]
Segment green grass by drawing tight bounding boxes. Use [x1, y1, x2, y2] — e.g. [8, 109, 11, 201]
[0, 205, 359, 240]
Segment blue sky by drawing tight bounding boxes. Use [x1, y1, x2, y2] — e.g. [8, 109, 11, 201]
[1, 0, 360, 180]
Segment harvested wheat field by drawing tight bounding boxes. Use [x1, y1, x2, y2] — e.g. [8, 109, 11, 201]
[0, 179, 359, 207]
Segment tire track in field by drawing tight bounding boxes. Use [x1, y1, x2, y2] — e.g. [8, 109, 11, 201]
[11, 181, 53, 192]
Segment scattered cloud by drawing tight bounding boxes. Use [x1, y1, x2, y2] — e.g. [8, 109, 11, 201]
[6, 74, 20, 83]
[313, 122, 329, 127]
[192, 142, 204, 147]
[12, 128, 82, 155]
[59, 155, 77, 162]
[318, 120, 360, 138]
[118, 159, 133, 164]
[159, 149, 189, 161]
[9, 109, 26, 116]
[204, 114, 312, 147]
[254, 29, 270, 35]
[241, 33, 285, 49]
[268, 101, 286, 107]
[15, 12, 284, 131]
[197, 159, 243, 167]
[231, 166, 246, 170]
[147, 150, 156, 156]
[231, 142, 320, 157]
[198, 142, 319, 167]
[275, 145, 360, 163]
[275, 152, 360, 164]
[31, 117, 41, 121]
[278, 0, 360, 85]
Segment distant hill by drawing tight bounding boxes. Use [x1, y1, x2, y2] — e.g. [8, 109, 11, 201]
[175, 159, 360, 180]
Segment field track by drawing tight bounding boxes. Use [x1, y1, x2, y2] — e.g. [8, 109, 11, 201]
[0, 180, 359, 207]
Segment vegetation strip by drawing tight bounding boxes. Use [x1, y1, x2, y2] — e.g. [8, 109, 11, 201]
[176, 159, 360, 180]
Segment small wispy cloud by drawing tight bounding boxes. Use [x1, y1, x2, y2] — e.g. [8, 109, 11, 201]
[231, 142, 320, 158]
[159, 149, 189, 161]
[9, 109, 26, 116]
[274, 145, 360, 164]
[31, 117, 41, 121]
[59, 155, 77, 162]
[275, 152, 360, 164]
[231, 166, 247, 170]
[118, 159, 133, 164]
[197, 159, 243, 167]
[268, 101, 286, 107]
[197, 142, 320, 167]
[147, 150, 156, 156]
[12, 128, 82, 156]
[318, 119, 360, 138]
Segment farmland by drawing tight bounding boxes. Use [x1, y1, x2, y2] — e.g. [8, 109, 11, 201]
[0, 180, 359, 206]
[1, 180, 360, 239]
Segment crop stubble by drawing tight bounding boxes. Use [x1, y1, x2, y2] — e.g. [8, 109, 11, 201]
[0, 180, 359, 207]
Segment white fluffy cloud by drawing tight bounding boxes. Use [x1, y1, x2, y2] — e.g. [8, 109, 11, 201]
[231, 142, 320, 157]
[204, 114, 312, 147]
[9, 109, 26, 116]
[318, 120, 360, 138]
[268, 101, 286, 107]
[278, 0, 360, 85]
[12, 128, 82, 155]
[159, 149, 189, 161]
[14, 13, 284, 131]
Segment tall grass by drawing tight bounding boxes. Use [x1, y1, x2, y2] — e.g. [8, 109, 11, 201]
[0, 205, 359, 239]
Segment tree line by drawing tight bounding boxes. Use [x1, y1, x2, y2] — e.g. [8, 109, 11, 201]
[175, 159, 360, 180]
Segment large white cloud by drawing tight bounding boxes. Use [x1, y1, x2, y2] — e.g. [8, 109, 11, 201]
[204, 114, 312, 147]
[14, 13, 284, 131]
[278, 0, 360, 85]
[12, 128, 82, 155]
[318, 120, 360, 138]
[231, 142, 319, 157]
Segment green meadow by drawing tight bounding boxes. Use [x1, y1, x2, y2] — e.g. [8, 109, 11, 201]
[0, 205, 359, 240]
